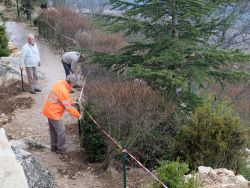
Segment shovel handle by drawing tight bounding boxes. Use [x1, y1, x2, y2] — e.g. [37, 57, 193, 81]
[20, 68, 24, 91]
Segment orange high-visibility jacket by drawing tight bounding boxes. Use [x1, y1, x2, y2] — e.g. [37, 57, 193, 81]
[42, 80, 80, 120]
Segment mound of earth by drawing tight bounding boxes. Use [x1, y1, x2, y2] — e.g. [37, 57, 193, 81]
[0, 82, 33, 123]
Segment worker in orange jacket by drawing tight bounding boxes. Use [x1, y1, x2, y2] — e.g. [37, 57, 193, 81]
[42, 74, 81, 154]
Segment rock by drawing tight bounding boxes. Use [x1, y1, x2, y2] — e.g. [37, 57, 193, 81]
[0, 128, 29, 188]
[0, 113, 8, 125]
[12, 147, 55, 188]
[223, 169, 235, 177]
[198, 166, 214, 174]
[234, 175, 247, 183]
[0, 57, 21, 86]
[195, 166, 250, 188]
[0, 57, 46, 87]
[9, 139, 28, 150]
[246, 148, 250, 155]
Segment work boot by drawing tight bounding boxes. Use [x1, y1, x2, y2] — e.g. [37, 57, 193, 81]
[51, 146, 57, 152]
[35, 88, 42, 92]
[70, 89, 74, 93]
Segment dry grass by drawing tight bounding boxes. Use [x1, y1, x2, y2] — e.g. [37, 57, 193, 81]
[75, 30, 126, 53]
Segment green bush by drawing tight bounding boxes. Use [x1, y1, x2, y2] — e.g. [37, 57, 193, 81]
[174, 95, 247, 171]
[0, 25, 10, 57]
[240, 164, 250, 181]
[80, 101, 107, 162]
[153, 160, 198, 188]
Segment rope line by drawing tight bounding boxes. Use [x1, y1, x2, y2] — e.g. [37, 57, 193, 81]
[39, 18, 79, 45]
[80, 106, 168, 188]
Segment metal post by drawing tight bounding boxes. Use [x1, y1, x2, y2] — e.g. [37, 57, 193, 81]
[122, 144, 127, 188]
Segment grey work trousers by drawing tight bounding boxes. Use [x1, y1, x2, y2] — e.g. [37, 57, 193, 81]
[26, 67, 38, 92]
[48, 119, 66, 152]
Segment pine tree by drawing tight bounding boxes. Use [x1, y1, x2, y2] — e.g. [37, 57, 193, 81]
[0, 17, 10, 57]
[93, 0, 250, 108]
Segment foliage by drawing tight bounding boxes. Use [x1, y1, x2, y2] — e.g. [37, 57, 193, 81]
[174, 95, 247, 171]
[153, 160, 198, 188]
[81, 64, 175, 168]
[80, 101, 107, 162]
[4, 0, 12, 7]
[20, 0, 34, 20]
[0, 22, 10, 57]
[240, 165, 250, 181]
[92, 0, 250, 109]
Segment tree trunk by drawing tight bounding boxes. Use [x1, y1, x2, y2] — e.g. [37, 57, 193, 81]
[171, 0, 178, 38]
[16, 0, 20, 20]
[101, 143, 113, 171]
[27, 12, 31, 20]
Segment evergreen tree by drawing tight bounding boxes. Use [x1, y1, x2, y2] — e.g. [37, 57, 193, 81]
[93, 0, 250, 109]
[0, 17, 10, 57]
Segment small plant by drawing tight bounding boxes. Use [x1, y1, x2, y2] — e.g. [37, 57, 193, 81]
[80, 101, 107, 162]
[0, 24, 10, 56]
[153, 160, 198, 188]
[240, 165, 250, 181]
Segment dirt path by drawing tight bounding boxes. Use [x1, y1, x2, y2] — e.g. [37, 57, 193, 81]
[3, 21, 115, 188]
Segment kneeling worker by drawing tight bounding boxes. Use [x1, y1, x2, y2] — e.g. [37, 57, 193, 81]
[42, 74, 81, 155]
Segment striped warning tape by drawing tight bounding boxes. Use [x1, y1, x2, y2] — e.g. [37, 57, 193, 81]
[81, 107, 168, 188]
[38, 17, 80, 46]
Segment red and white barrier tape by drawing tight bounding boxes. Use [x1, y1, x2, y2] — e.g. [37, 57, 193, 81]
[39, 18, 78, 45]
[81, 108, 168, 188]
[125, 150, 168, 188]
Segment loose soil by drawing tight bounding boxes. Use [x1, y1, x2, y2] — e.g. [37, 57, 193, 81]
[0, 82, 33, 116]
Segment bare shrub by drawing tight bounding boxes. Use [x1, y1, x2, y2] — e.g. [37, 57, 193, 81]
[37, 8, 126, 53]
[75, 30, 126, 53]
[82, 66, 175, 167]
[38, 8, 92, 49]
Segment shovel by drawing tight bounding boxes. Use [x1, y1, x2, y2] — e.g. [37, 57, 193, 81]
[20, 68, 24, 91]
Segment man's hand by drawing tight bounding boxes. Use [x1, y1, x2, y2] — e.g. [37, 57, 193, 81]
[72, 103, 80, 112]
[20, 67, 24, 71]
[38, 61, 41, 66]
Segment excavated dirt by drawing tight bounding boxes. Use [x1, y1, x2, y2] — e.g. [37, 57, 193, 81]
[0, 82, 33, 116]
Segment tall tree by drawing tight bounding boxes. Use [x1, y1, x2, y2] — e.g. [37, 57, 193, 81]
[93, 0, 250, 109]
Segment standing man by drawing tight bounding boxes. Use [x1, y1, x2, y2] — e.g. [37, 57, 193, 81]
[61, 51, 86, 77]
[19, 34, 41, 94]
[42, 74, 81, 155]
